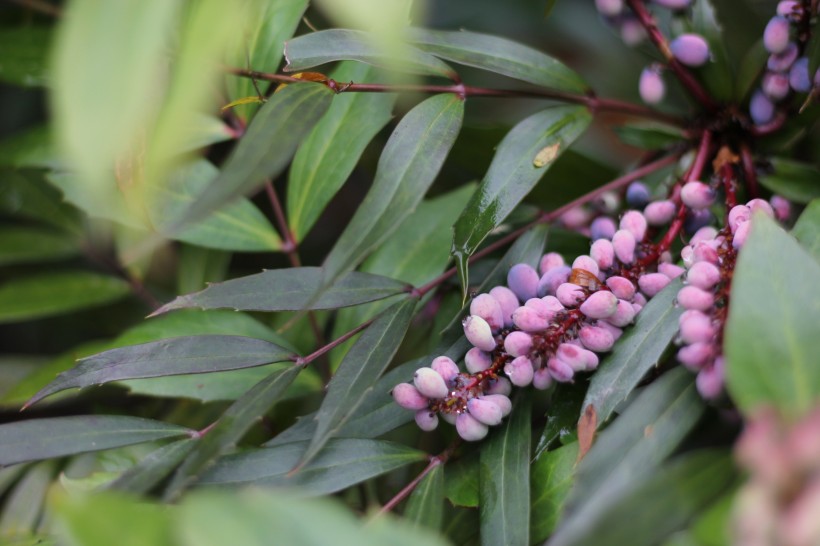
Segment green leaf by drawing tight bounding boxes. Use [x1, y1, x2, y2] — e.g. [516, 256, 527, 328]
[198, 438, 425, 494]
[298, 297, 417, 468]
[106, 439, 197, 495]
[0, 271, 130, 324]
[0, 27, 51, 87]
[403, 464, 445, 532]
[690, 0, 733, 102]
[171, 83, 333, 231]
[807, 22, 820, 79]
[0, 416, 192, 465]
[176, 246, 231, 295]
[284, 29, 457, 79]
[287, 61, 395, 241]
[0, 170, 81, 233]
[0, 126, 62, 169]
[408, 28, 587, 93]
[25, 335, 296, 408]
[451, 105, 591, 293]
[173, 115, 236, 155]
[480, 392, 532, 546]
[792, 199, 820, 261]
[531, 442, 578, 543]
[322, 93, 464, 284]
[735, 39, 767, 103]
[614, 123, 686, 150]
[0, 227, 78, 266]
[0, 461, 55, 538]
[444, 452, 479, 508]
[534, 382, 587, 457]
[46, 171, 143, 228]
[758, 158, 820, 204]
[153, 267, 410, 315]
[583, 278, 683, 425]
[725, 214, 820, 417]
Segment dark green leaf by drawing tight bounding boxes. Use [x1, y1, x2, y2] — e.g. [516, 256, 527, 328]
[451, 105, 591, 293]
[0, 170, 81, 233]
[725, 214, 820, 417]
[404, 464, 445, 532]
[25, 335, 296, 408]
[525, 150, 618, 212]
[176, 246, 231, 295]
[0, 271, 129, 324]
[480, 392, 532, 546]
[531, 442, 578, 543]
[0, 27, 51, 87]
[322, 93, 464, 284]
[792, 199, 820, 261]
[198, 438, 425, 494]
[106, 439, 197, 495]
[153, 267, 410, 315]
[583, 278, 683, 425]
[46, 171, 143, 228]
[287, 61, 396, 241]
[690, 0, 733, 102]
[444, 452, 479, 508]
[614, 123, 686, 150]
[0, 416, 192, 465]
[0, 461, 54, 537]
[284, 29, 457, 79]
[758, 158, 820, 204]
[0, 227, 78, 266]
[735, 39, 767, 102]
[807, 23, 820, 79]
[0, 126, 62, 169]
[534, 382, 587, 458]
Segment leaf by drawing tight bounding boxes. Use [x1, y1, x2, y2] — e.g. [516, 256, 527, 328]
[480, 392, 532, 546]
[534, 382, 587, 458]
[614, 123, 686, 150]
[0, 170, 81, 233]
[408, 28, 587, 93]
[582, 278, 684, 425]
[530, 442, 578, 543]
[451, 105, 591, 293]
[0, 126, 63, 169]
[690, 0, 733, 102]
[792, 199, 820, 261]
[0, 271, 130, 324]
[46, 171, 144, 228]
[758, 158, 820, 204]
[173, 115, 236, 155]
[725, 214, 820, 418]
[25, 335, 296, 408]
[176, 246, 231, 295]
[0, 461, 55, 538]
[0, 27, 51, 87]
[0, 227, 78, 266]
[287, 61, 395, 241]
[0, 416, 192, 465]
[444, 452, 480, 508]
[807, 23, 820, 79]
[735, 39, 767, 102]
[171, 83, 334, 231]
[284, 29, 457, 79]
[322, 93, 464, 284]
[298, 297, 417, 469]
[403, 464, 445, 532]
[106, 439, 197, 495]
[153, 267, 410, 315]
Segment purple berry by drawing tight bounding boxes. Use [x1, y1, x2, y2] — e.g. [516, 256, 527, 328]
[431, 356, 459, 383]
[644, 200, 677, 226]
[415, 410, 439, 431]
[659, 262, 686, 279]
[687, 261, 721, 290]
[540, 295, 565, 313]
[679, 310, 716, 344]
[581, 291, 619, 319]
[654, 0, 692, 8]
[638, 272, 672, 297]
[639, 65, 666, 104]
[770, 195, 791, 221]
[470, 293, 504, 332]
[547, 356, 574, 382]
[456, 413, 489, 441]
[595, 0, 623, 15]
[465, 347, 493, 373]
[440, 412, 457, 425]
[626, 181, 651, 208]
[750, 89, 775, 125]
[579, 325, 616, 352]
[606, 299, 637, 327]
[504, 331, 533, 357]
[393, 383, 429, 410]
[691, 242, 719, 266]
[591, 239, 615, 270]
[572, 255, 601, 277]
[681, 181, 716, 210]
[507, 263, 540, 302]
[482, 394, 512, 416]
[537, 266, 571, 297]
[489, 286, 519, 328]
[606, 276, 636, 300]
[677, 342, 714, 371]
[612, 229, 637, 264]
[582, 349, 600, 371]
[467, 397, 504, 426]
[556, 282, 585, 307]
[414, 367, 449, 399]
[533, 367, 553, 390]
[560, 207, 591, 229]
[677, 285, 715, 311]
[463, 315, 497, 352]
[539, 252, 565, 275]
[762, 71, 790, 101]
[777, 0, 800, 17]
[485, 376, 512, 396]
[597, 320, 624, 341]
[767, 42, 798, 72]
[670, 33, 710, 67]
[790, 57, 811, 92]
[684, 208, 714, 235]
[590, 216, 617, 240]
[697, 358, 724, 399]
[764, 16, 791, 54]
[733, 220, 751, 249]
[620, 17, 647, 46]
[505, 355, 535, 387]
[620, 210, 648, 241]
[512, 305, 550, 332]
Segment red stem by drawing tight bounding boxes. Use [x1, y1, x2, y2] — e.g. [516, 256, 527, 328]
[294, 318, 374, 367]
[739, 144, 759, 199]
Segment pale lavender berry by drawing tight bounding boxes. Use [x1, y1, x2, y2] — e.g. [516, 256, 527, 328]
[467, 397, 504, 426]
[767, 42, 799, 72]
[590, 216, 617, 240]
[560, 207, 591, 229]
[539, 252, 565, 275]
[606, 276, 636, 300]
[532, 367, 554, 390]
[770, 195, 791, 221]
[482, 394, 512, 417]
[733, 220, 751, 249]
[626, 181, 651, 208]
[679, 310, 716, 344]
[579, 325, 616, 352]
[504, 331, 533, 357]
[764, 16, 791, 54]
[729, 205, 751, 233]
[485, 376, 512, 396]
[697, 358, 724, 399]
[670, 33, 710, 67]
[580, 290, 619, 319]
[595, 0, 623, 16]
[687, 261, 721, 290]
[762, 71, 790, 101]
[620, 210, 648, 241]
[415, 410, 439, 431]
[597, 320, 624, 341]
[393, 383, 430, 410]
[582, 349, 600, 371]
[677, 342, 714, 371]
[489, 286, 519, 328]
[633, 292, 647, 306]
[612, 229, 637, 264]
[677, 285, 715, 311]
[465, 347, 493, 374]
[590, 239, 615, 270]
[638, 272, 672, 297]
[750, 90, 775, 125]
[556, 282, 585, 307]
[456, 413, 489, 441]
[639, 65, 666, 104]
[654, 0, 692, 8]
[431, 356, 459, 384]
[620, 17, 647, 46]
[463, 315, 497, 352]
[548, 356, 574, 382]
[790, 57, 811, 92]
[537, 266, 571, 297]
[684, 209, 714, 235]
[606, 299, 637, 327]
[540, 295, 565, 313]
[507, 263, 540, 302]
[572, 255, 600, 277]
[505, 355, 535, 387]
[512, 305, 550, 332]
[777, 0, 800, 17]
[681, 181, 716, 210]
[690, 226, 719, 245]
[747, 198, 774, 218]
[659, 262, 686, 279]
[691, 242, 719, 265]
[414, 367, 449, 399]
[644, 200, 677, 226]
[470, 293, 504, 332]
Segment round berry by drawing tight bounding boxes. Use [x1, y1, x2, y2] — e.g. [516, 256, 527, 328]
[482, 394, 513, 417]
[470, 293, 504, 332]
[465, 347, 493, 374]
[580, 290, 619, 319]
[790, 57, 811, 93]
[489, 286, 519, 328]
[733, 220, 751, 249]
[670, 33, 710, 67]
[684, 209, 714, 235]
[677, 285, 715, 311]
[392, 383, 429, 410]
[537, 266, 571, 297]
[415, 410, 439, 431]
[638, 272, 672, 297]
[777, 1, 800, 17]
[728, 205, 751, 233]
[456, 413, 489, 441]
[485, 376, 512, 396]
[679, 310, 716, 344]
[762, 71, 790, 101]
[512, 305, 550, 332]
[690, 226, 719, 245]
[681, 181, 716, 210]
[606, 299, 637, 327]
[620, 210, 648, 241]
[590, 216, 617, 240]
[644, 200, 677, 226]
[654, 0, 692, 8]
[532, 367, 554, 390]
[504, 331, 533, 357]
[770, 195, 791, 221]
[463, 315, 497, 352]
[547, 356, 575, 382]
[579, 325, 616, 352]
[677, 342, 714, 371]
[620, 17, 647, 46]
[763, 16, 791, 54]
[414, 367, 449, 399]
[556, 282, 585, 307]
[639, 65, 666, 104]
[572, 255, 600, 277]
[747, 198, 774, 218]
[507, 263, 540, 302]
[606, 276, 636, 300]
[626, 181, 651, 208]
[659, 262, 686, 279]
[505, 355, 535, 387]
[597, 320, 624, 341]
[687, 261, 721, 290]
[767, 42, 798, 72]
[467, 397, 504, 426]
[696, 361, 724, 399]
[590, 239, 615, 270]
[750, 89, 775, 125]
[595, 0, 623, 16]
[612, 229, 637, 264]
[431, 356, 459, 383]
[539, 252, 565, 275]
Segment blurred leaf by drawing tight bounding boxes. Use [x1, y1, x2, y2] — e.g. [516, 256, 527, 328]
[583, 278, 683, 425]
[0, 170, 81, 233]
[408, 28, 587, 93]
[451, 105, 591, 294]
[284, 29, 457, 79]
[26, 335, 296, 408]
[287, 61, 395, 241]
[690, 0, 733, 102]
[0, 27, 51, 87]
[0, 271, 129, 325]
[177, 246, 231, 295]
[0, 461, 54, 539]
[106, 439, 197, 495]
[792, 199, 820, 261]
[614, 123, 686, 150]
[198, 438, 425, 494]
[531, 442, 578, 543]
[758, 158, 820, 204]
[0, 416, 192, 465]
[298, 297, 416, 468]
[444, 452, 479, 508]
[46, 171, 144, 228]
[734, 39, 766, 102]
[0, 227, 78, 266]
[725, 214, 820, 418]
[0, 126, 62, 169]
[404, 464, 445, 532]
[173, 115, 236, 155]
[534, 382, 587, 458]
[225, 0, 308, 121]
[480, 393, 532, 546]
[808, 23, 820, 79]
[154, 267, 410, 315]
[322, 93, 464, 285]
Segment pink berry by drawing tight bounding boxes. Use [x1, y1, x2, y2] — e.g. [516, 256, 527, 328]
[620, 210, 648, 241]
[547, 356, 574, 382]
[767, 42, 799, 72]
[747, 199, 774, 218]
[638, 272, 672, 297]
[415, 410, 439, 431]
[595, 0, 623, 15]
[513, 305, 550, 332]
[770, 195, 791, 221]
[677, 342, 714, 371]
[606, 276, 636, 300]
[612, 229, 637, 264]
[696, 359, 724, 399]
[777, 0, 800, 17]
[654, 0, 692, 7]
[590, 239, 615, 270]
[690, 226, 718, 245]
[677, 285, 715, 311]
[482, 394, 512, 417]
[762, 71, 790, 101]
[687, 261, 721, 290]
[440, 412, 457, 425]
[644, 200, 677, 226]
[465, 347, 493, 374]
[539, 252, 565, 275]
[582, 349, 600, 371]
[470, 294, 504, 332]
[485, 377, 512, 396]
[750, 89, 775, 125]
[572, 255, 600, 277]
[639, 65, 666, 104]
[556, 282, 585, 307]
[764, 16, 791, 54]
[560, 207, 591, 229]
[463, 315, 497, 352]
[392, 383, 429, 410]
[533, 367, 554, 390]
[579, 325, 616, 352]
[681, 181, 716, 210]
[538, 266, 571, 297]
[467, 397, 504, 426]
[505, 355, 535, 387]
[556, 343, 589, 372]
[504, 331, 533, 357]
[659, 262, 686, 279]
[733, 221, 751, 249]
[679, 310, 716, 344]
[597, 320, 624, 341]
[431, 356, 459, 383]
[590, 216, 617, 240]
[692, 242, 720, 265]
[456, 413, 489, 441]
[670, 33, 710, 67]
[606, 299, 636, 327]
[489, 286, 519, 328]
[620, 17, 647, 46]
[507, 263, 539, 302]
[728, 205, 751, 233]
[414, 367, 449, 399]
[540, 295, 565, 313]
[580, 290, 619, 319]
[633, 292, 647, 307]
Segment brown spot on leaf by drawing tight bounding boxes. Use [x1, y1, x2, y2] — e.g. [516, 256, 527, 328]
[533, 143, 560, 168]
[576, 404, 597, 463]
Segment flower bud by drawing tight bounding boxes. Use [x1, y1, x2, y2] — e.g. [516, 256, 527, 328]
[679, 310, 716, 344]
[638, 272, 672, 297]
[612, 229, 637, 264]
[590, 239, 615, 270]
[790, 57, 811, 92]
[431, 356, 459, 383]
[485, 376, 512, 396]
[606, 299, 637, 327]
[392, 383, 430, 410]
[626, 181, 650, 208]
[659, 262, 686, 279]
[465, 347, 493, 374]
[456, 413, 489, 441]
[762, 71, 790, 101]
[633, 292, 647, 307]
[767, 42, 798, 72]
[504, 331, 533, 357]
[728, 205, 751, 233]
[597, 320, 624, 341]
[505, 355, 535, 387]
[547, 356, 574, 382]
[580, 290, 619, 319]
[540, 295, 565, 313]
[620, 210, 648, 241]
[644, 200, 677, 226]
[606, 276, 636, 300]
[692, 242, 720, 265]
[696, 360, 724, 399]
[770, 195, 791, 222]
[482, 394, 513, 417]
[681, 181, 716, 210]
[763, 16, 791, 54]
[533, 367, 553, 390]
[750, 90, 775, 125]
[687, 261, 721, 290]
[513, 305, 551, 332]
[747, 198, 774, 218]
[489, 286, 519, 328]
[470, 293, 504, 332]
[733, 220, 751, 249]
[538, 266, 571, 297]
[507, 263, 539, 302]
[539, 252, 565, 275]
[467, 397, 504, 426]
[639, 65, 665, 104]
[556, 282, 585, 307]
[572, 255, 600, 277]
[556, 343, 589, 372]
[463, 315, 497, 352]
[677, 285, 715, 311]
[582, 349, 600, 371]
[690, 226, 719, 246]
[414, 367, 449, 399]
[670, 33, 710, 66]
[415, 410, 439, 431]
[579, 325, 616, 352]
[777, 0, 800, 17]
[677, 342, 714, 370]
[590, 216, 617, 240]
